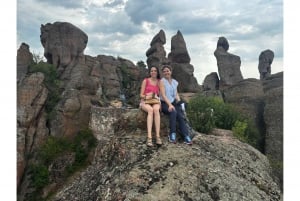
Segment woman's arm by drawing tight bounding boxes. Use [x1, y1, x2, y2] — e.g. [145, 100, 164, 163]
[140, 79, 146, 99]
[159, 80, 175, 111]
[175, 88, 180, 102]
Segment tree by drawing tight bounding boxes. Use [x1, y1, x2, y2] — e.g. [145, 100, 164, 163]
[32, 51, 46, 64]
[136, 60, 146, 68]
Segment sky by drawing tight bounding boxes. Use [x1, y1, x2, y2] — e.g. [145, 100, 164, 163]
[16, 0, 283, 84]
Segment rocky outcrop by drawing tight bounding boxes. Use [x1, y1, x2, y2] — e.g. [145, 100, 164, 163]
[222, 78, 265, 147]
[168, 31, 201, 92]
[258, 49, 274, 80]
[40, 22, 88, 71]
[17, 72, 49, 187]
[262, 72, 283, 189]
[146, 29, 168, 68]
[168, 30, 191, 63]
[203, 72, 219, 91]
[17, 23, 146, 198]
[49, 109, 281, 201]
[17, 43, 33, 83]
[49, 55, 145, 137]
[17, 21, 284, 200]
[214, 36, 243, 87]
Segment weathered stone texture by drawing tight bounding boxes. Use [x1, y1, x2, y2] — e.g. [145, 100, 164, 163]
[222, 78, 264, 121]
[168, 30, 191, 63]
[17, 43, 33, 83]
[258, 49, 274, 80]
[40, 22, 88, 68]
[214, 36, 243, 86]
[146, 29, 168, 68]
[203, 72, 220, 91]
[17, 73, 49, 187]
[263, 72, 283, 189]
[50, 109, 281, 201]
[167, 31, 201, 93]
[222, 78, 265, 147]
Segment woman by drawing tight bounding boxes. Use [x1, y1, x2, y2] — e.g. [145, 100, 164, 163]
[140, 66, 162, 147]
[159, 65, 192, 145]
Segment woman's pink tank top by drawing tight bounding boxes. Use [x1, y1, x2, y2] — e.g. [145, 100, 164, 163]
[144, 78, 160, 95]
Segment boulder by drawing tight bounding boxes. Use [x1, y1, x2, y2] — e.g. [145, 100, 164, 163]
[146, 29, 168, 68]
[214, 36, 243, 87]
[258, 49, 274, 80]
[203, 72, 220, 91]
[40, 22, 88, 69]
[17, 43, 33, 83]
[167, 31, 201, 93]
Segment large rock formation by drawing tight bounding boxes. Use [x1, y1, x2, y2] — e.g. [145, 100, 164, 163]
[17, 21, 283, 200]
[17, 43, 33, 83]
[222, 78, 265, 141]
[40, 22, 88, 71]
[262, 72, 283, 189]
[168, 30, 191, 63]
[203, 72, 220, 91]
[17, 22, 146, 197]
[214, 36, 243, 87]
[218, 79, 268, 171]
[145, 29, 168, 68]
[17, 72, 49, 187]
[167, 31, 201, 92]
[49, 54, 145, 137]
[258, 49, 274, 80]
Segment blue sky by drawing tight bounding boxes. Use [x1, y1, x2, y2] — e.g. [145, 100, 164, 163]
[16, 0, 283, 83]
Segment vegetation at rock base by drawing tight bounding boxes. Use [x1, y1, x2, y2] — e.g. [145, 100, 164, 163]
[119, 63, 132, 89]
[28, 59, 61, 120]
[136, 60, 146, 68]
[27, 128, 97, 201]
[266, 154, 283, 190]
[186, 95, 262, 151]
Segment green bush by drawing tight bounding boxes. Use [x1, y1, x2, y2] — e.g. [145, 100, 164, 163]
[29, 164, 49, 189]
[214, 103, 240, 130]
[38, 128, 97, 166]
[243, 119, 262, 151]
[72, 128, 97, 149]
[232, 120, 248, 142]
[187, 108, 215, 133]
[187, 95, 239, 132]
[38, 136, 70, 165]
[28, 128, 97, 200]
[187, 95, 262, 151]
[67, 128, 97, 174]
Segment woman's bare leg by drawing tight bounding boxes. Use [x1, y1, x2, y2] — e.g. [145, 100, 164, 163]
[141, 104, 154, 139]
[153, 104, 161, 138]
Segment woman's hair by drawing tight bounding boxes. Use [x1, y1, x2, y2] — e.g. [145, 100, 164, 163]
[148, 66, 160, 79]
[161, 65, 172, 72]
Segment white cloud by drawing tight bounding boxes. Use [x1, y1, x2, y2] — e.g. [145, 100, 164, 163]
[17, 0, 283, 84]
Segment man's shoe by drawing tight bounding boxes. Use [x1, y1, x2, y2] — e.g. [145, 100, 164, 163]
[184, 136, 192, 145]
[169, 133, 176, 144]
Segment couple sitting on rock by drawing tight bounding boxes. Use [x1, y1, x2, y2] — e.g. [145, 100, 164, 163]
[139, 65, 193, 147]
